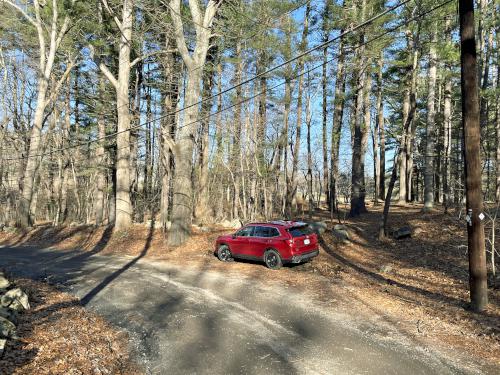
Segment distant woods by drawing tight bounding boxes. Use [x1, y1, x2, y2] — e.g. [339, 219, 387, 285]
[0, 0, 499, 247]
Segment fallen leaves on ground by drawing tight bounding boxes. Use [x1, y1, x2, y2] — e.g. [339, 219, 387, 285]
[1, 203, 499, 368]
[0, 278, 141, 375]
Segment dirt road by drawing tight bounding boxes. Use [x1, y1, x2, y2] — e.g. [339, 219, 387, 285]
[0, 246, 488, 374]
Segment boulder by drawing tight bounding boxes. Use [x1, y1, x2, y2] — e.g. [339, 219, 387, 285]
[333, 224, 350, 243]
[1, 288, 30, 312]
[0, 307, 17, 324]
[309, 222, 328, 235]
[0, 275, 9, 290]
[393, 226, 412, 239]
[380, 264, 393, 274]
[220, 219, 241, 229]
[0, 316, 16, 339]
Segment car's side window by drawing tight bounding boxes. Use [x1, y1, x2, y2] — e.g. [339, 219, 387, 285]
[235, 226, 254, 237]
[254, 226, 280, 237]
[268, 227, 280, 237]
[253, 226, 267, 237]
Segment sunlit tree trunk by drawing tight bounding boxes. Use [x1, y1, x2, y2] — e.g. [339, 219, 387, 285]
[423, 28, 438, 211]
[168, 0, 220, 246]
[5, 0, 75, 226]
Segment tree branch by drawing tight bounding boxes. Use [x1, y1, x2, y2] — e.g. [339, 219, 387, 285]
[130, 50, 165, 68]
[99, 62, 119, 89]
[101, 0, 124, 34]
[170, 0, 194, 67]
[88, 44, 119, 89]
[44, 59, 76, 107]
[2, 0, 37, 28]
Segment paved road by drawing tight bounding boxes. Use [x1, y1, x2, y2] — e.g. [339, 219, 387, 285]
[0, 246, 488, 374]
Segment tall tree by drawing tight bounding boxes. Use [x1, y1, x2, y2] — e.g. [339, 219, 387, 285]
[168, 0, 221, 246]
[3, 0, 76, 227]
[97, 0, 136, 230]
[459, 0, 488, 312]
[423, 27, 438, 211]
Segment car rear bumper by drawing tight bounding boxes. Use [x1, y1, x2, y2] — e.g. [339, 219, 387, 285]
[287, 249, 319, 263]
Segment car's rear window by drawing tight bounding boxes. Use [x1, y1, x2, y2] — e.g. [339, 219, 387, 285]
[287, 225, 313, 238]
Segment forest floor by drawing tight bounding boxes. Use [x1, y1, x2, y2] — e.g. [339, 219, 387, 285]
[0, 277, 140, 375]
[0, 203, 499, 371]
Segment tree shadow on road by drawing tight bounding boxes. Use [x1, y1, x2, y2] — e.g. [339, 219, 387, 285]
[80, 220, 155, 306]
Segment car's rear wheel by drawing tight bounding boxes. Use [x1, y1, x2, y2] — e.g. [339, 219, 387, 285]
[217, 244, 233, 262]
[264, 249, 282, 270]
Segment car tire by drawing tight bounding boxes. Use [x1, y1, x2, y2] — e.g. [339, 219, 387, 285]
[217, 244, 233, 262]
[264, 249, 282, 270]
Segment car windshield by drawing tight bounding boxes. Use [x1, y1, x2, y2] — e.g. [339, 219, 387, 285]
[287, 225, 313, 238]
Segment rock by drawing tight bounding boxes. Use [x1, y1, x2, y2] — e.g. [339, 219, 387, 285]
[380, 264, 393, 274]
[393, 226, 412, 239]
[191, 224, 210, 233]
[0, 338, 6, 358]
[0, 307, 18, 324]
[1, 288, 30, 311]
[0, 316, 16, 339]
[0, 275, 9, 290]
[309, 222, 327, 235]
[333, 224, 350, 243]
[220, 219, 241, 229]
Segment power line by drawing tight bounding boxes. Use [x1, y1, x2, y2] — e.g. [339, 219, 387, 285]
[1, 0, 449, 163]
[0, 0, 311, 144]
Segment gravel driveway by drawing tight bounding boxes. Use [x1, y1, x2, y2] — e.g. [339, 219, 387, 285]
[0, 245, 488, 374]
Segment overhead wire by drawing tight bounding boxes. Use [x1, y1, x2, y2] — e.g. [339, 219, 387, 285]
[0, 0, 311, 145]
[0, 0, 456, 182]
[1, 0, 418, 162]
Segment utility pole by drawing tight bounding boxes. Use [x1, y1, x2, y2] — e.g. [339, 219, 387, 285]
[459, 0, 488, 311]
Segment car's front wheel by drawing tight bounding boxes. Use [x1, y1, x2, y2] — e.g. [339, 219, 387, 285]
[264, 249, 282, 270]
[217, 244, 233, 262]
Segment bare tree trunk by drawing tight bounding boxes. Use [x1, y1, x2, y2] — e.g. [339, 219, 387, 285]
[494, 3, 500, 203]
[286, 2, 310, 217]
[496, 30, 500, 203]
[7, 0, 74, 227]
[196, 52, 218, 223]
[168, 0, 220, 246]
[95, 70, 107, 225]
[140, 84, 153, 222]
[398, 76, 409, 204]
[350, 0, 370, 217]
[98, 0, 135, 230]
[131, 62, 143, 221]
[379, 151, 401, 239]
[459, 0, 488, 312]
[160, 38, 178, 230]
[321, 1, 331, 207]
[330, 34, 346, 216]
[306, 76, 313, 220]
[423, 28, 438, 211]
[375, 55, 385, 201]
[231, 39, 243, 220]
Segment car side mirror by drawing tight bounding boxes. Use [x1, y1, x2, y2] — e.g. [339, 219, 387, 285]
[232, 234, 237, 239]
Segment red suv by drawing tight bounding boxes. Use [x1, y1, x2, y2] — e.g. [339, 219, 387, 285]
[215, 221, 319, 270]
